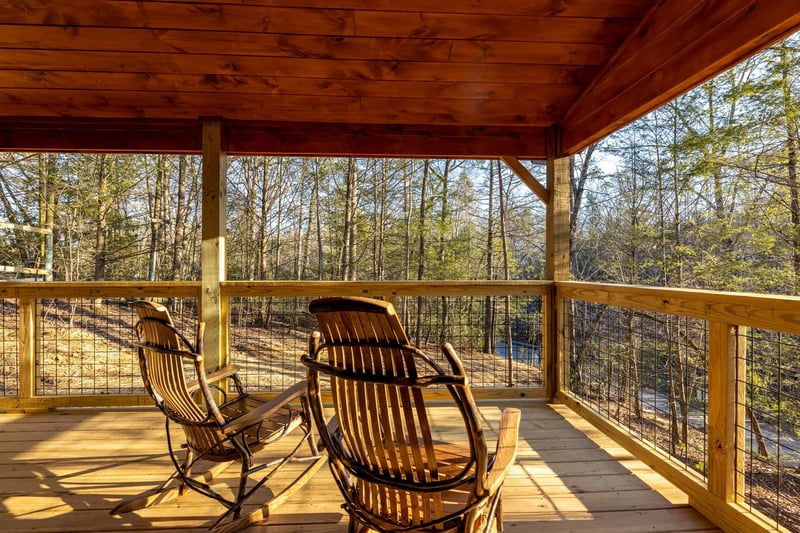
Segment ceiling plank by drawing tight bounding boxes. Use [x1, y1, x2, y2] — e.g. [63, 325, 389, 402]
[0, 26, 453, 62]
[353, 11, 637, 43]
[0, 2, 636, 42]
[0, 71, 585, 101]
[0, 50, 601, 84]
[560, 0, 800, 154]
[0, 25, 614, 66]
[125, 0, 649, 19]
[0, 2, 356, 35]
[0, 89, 570, 125]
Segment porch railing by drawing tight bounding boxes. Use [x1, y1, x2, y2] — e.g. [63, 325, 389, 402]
[0, 281, 548, 410]
[2, 279, 798, 531]
[558, 281, 800, 533]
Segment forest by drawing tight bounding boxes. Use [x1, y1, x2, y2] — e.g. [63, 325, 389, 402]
[1, 35, 798, 295]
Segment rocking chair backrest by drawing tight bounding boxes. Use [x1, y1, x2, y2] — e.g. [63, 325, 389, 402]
[132, 301, 226, 456]
[305, 297, 489, 530]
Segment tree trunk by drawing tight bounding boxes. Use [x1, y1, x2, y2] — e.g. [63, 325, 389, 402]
[171, 155, 188, 281]
[780, 44, 800, 295]
[483, 163, 495, 354]
[497, 161, 514, 386]
[438, 160, 451, 343]
[94, 154, 109, 282]
[314, 160, 324, 279]
[147, 155, 165, 282]
[339, 158, 358, 280]
[273, 157, 285, 280]
[39, 154, 56, 281]
[415, 160, 429, 347]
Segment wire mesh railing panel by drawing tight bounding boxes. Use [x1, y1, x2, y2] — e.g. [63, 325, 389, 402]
[227, 294, 544, 392]
[228, 296, 313, 393]
[0, 299, 18, 396]
[566, 299, 708, 479]
[740, 329, 800, 532]
[36, 298, 140, 395]
[394, 295, 543, 388]
[35, 298, 197, 396]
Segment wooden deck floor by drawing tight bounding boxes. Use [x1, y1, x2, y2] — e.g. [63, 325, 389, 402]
[0, 400, 720, 532]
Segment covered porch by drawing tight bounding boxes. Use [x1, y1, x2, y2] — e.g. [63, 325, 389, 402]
[2, 1, 800, 531]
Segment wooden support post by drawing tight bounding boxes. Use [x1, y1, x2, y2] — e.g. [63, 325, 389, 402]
[707, 322, 745, 503]
[18, 298, 36, 400]
[201, 120, 227, 373]
[546, 156, 570, 282]
[545, 156, 571, 399]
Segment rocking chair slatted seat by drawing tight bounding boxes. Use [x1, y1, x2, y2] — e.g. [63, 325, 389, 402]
[302, 296, 521, 533]
[111, 300, 326, 532]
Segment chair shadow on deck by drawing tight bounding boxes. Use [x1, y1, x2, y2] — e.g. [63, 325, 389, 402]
[0, 410, 169, 532]
[0, 414, 342, 533]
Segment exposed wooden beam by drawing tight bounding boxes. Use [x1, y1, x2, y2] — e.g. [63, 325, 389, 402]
[0, 118, 551, 158]
[226, 122, 551, 158]
[500, 157, 549, 203]
[560, 0, 800, 155]
[0, 118, 201, 153]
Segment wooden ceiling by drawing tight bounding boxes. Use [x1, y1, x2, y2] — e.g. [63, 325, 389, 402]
[0, 1, 799, 158]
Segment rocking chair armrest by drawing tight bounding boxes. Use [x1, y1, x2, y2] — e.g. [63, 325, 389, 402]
[485, 407, 521, 494]
[186, 364, 240, 393]
[222, 380, 307, 435]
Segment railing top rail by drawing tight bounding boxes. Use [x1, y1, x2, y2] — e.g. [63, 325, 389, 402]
[558, 281, 800, 335]
[221, 280, 552, 298]
[0, 281, 201, 299]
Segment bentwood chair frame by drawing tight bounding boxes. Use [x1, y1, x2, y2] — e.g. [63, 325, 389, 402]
[302, 296, 520, 533]
[111, 300, 326, 532]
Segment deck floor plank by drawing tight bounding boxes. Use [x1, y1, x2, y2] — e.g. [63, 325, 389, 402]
[0, 400, 719, 532]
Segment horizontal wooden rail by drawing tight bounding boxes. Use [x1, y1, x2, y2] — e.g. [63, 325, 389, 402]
[221, 280, 551, 298]
[0, 281, 201, 299]
[557, 281, 800, 335]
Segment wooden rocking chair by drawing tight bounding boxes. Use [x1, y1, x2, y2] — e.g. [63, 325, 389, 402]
[302, 296, 521, 532]
[111, 300, 326, 532]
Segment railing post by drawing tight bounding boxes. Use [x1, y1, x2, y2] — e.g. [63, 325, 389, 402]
[201, 119, 228, 373]
[545, 155, 570, 400]
[18, 298, 36, 402]
[707, 322, 745, 502]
